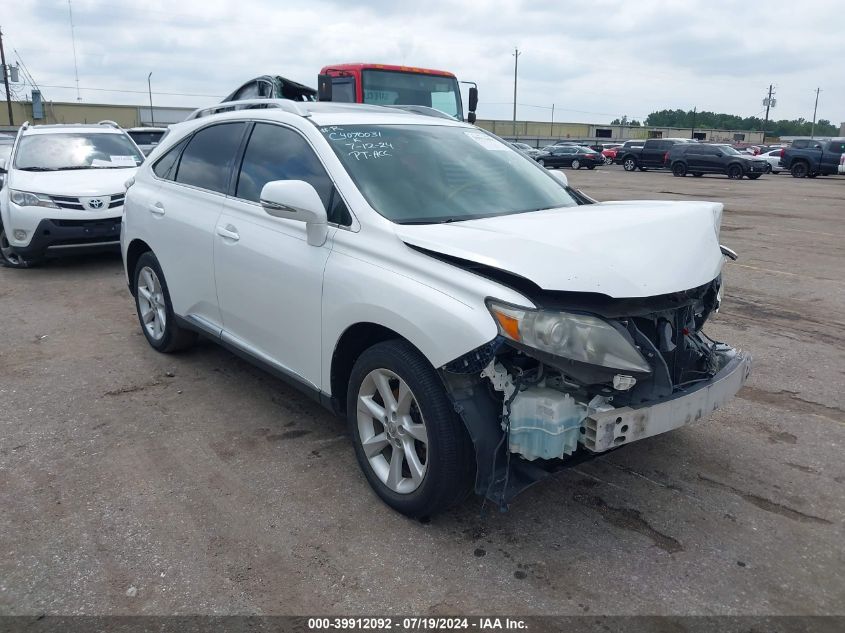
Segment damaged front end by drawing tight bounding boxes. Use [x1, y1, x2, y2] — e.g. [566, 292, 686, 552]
[440, 275, 752, 509]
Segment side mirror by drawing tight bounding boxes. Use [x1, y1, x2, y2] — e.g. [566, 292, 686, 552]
[468, 86, 478, 113]
[0, 158, 6, 172]
[549, 170, 569, 187]
[260, 180, 328, 246]
[467, 112, 476, 124]
[317, 74, 333, 102]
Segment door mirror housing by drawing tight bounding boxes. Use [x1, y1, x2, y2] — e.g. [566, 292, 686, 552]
[467, 112, 476, 124]
[260, 180, 328, 246]
[317, 74, 333, 102]
[549, 170, 569, 187]
[0, 158, 6, 173]
[468, 86, 478, 113]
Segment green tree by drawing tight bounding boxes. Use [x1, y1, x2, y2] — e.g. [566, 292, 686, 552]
[634, 109, 837, 137]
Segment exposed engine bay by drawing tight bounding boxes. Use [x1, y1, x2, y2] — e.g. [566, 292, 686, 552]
[440, 275, 752, 508]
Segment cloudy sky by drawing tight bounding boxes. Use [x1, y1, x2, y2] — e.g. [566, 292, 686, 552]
[3, 0, 842, 125]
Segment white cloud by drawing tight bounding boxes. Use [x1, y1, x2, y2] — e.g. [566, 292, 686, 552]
[4, 0, 842, 125]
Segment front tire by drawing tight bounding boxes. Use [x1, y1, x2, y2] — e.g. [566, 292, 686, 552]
[571, 159, 581, 169]
[747, 174, 762, 180]
[672, 162, 687, 177]
[727, 164, 744, 180]
[133, 251, 197, 353]
[692, 172, 703, 177]
[0, 224, 40, 269]
[347, 340, 474, 518]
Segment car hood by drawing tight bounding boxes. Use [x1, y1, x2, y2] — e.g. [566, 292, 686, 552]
[10, 168, 138, 196]
[395, 200, 725, 298]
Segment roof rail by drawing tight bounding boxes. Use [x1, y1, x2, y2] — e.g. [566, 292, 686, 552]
[20, 121, 31, 132]
[185, 99, 310, 121]
[97, 120, 121, 128]
[384, 105, 457, 120]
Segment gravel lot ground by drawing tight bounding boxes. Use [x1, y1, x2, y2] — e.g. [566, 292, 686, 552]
[1, 167, 843, 616]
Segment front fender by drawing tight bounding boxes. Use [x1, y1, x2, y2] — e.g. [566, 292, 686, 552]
[321, 249, 502, 392]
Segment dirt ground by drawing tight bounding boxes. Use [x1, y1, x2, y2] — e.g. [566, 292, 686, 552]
[1, 167, 843, 616]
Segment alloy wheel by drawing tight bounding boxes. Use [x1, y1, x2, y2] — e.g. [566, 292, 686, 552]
[356, 368, 428, 494]
[571, 159, 580, 169]
[0, 227, 25, 267]
[137, 266, 167, 340]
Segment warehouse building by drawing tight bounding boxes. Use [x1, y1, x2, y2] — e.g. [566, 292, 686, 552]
[1, 98, 765, 145]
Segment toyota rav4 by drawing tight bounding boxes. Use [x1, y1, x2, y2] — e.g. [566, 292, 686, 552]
[121, 100, 751, 517]
[0, 121, 144, 268]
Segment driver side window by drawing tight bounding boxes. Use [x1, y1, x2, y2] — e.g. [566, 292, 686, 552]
[236, 123, 352, 226]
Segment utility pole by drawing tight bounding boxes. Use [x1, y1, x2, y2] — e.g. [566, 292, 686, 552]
[550, 103, 554, 136]
[67, 0, 81, 101]
[147, 72, 155, 126]
[762, 84, 775, 141]
[0, 26, 13, 126]
[512, 47, 520, 137]
[690, 106, 697, 139]
[810, 87, 820, 139]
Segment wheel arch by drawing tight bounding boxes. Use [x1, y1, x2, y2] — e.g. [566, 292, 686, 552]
[125, 238, 153, 296]
[330, 322, 408, 414]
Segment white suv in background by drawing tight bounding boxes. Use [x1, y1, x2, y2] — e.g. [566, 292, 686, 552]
[121, 99, 751, 517]
[0, 121, 144, 268]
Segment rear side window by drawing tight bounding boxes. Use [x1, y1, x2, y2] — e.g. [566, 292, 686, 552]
[827, 141, 845, 153]
[236, 123, 351, 225]
[175, 123, 247, 194]
[152, 138, 189, 180]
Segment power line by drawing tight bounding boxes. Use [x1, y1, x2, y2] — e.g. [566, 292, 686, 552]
[35, 84, 223, 98]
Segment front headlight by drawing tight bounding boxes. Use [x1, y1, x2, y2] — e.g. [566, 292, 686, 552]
[487, 300, 652, 374]
[10, 190, 59, 209]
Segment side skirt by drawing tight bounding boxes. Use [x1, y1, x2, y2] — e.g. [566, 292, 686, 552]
[174, 314, 336, 413]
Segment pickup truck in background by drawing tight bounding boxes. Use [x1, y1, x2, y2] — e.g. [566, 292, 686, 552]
[615, 138, 695, 172]
[779, 138, 845, 178]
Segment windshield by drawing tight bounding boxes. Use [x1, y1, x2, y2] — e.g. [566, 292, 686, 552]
[361, 70, 462, 119]
[320, 124, 577, 224]
[14, 132, 144, 170]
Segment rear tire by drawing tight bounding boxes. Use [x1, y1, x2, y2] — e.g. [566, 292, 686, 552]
[133, 251, 197, 353]
[791, 162, 808, 178]
[672, 162, 687, 177]
[347, 340, 474, 518]
[604, 156, 613, 165]
[623, 157, 637, 172]
[764, 164, 772, 173]
[571, 159, 581, 169]
[537, 159, 545, 168]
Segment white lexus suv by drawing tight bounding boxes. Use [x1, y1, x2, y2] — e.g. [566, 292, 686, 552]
[0, 121, 144, 268]
[121, 99, 751, 517]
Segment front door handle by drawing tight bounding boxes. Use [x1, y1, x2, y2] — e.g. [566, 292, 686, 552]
[148, 202, 165, 216]
[216, 225, 240, 241]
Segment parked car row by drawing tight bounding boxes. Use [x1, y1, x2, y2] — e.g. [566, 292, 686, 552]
[0, 99, 751, 518]
[516, 136, 845, 180]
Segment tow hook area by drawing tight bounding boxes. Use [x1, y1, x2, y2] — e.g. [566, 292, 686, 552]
[441, 342, 750, 510]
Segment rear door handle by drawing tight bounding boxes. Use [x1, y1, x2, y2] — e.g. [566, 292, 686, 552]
[216, 225, 240, 242]
[148, 202, 165, 216]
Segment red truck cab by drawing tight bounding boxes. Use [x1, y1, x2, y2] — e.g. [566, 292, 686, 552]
[318, 63, 477, 122]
